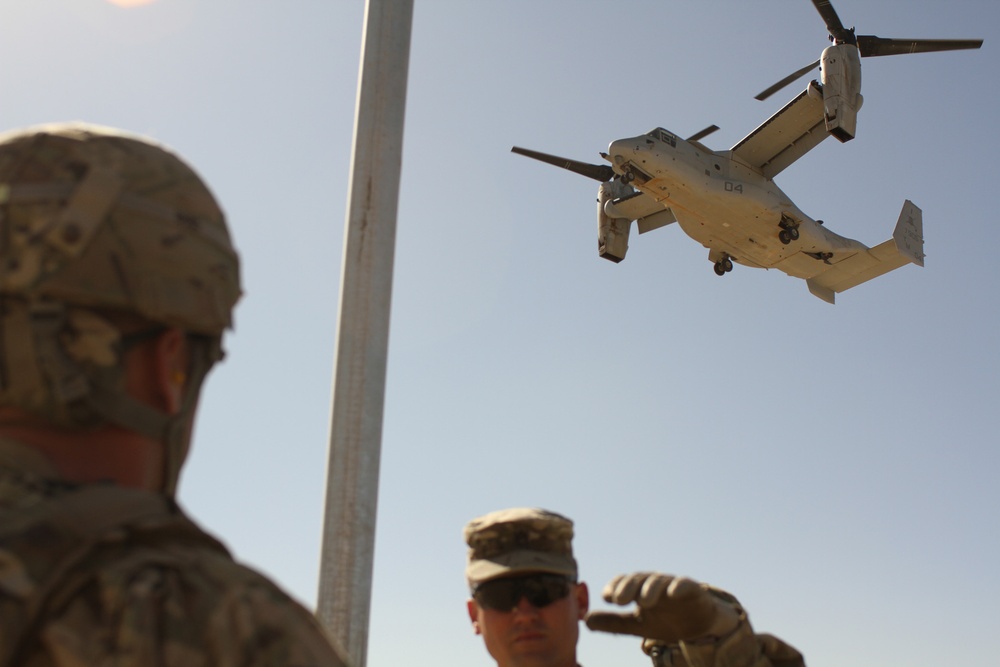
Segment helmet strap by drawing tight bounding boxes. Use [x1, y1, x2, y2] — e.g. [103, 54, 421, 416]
[85, 335, 222, 495]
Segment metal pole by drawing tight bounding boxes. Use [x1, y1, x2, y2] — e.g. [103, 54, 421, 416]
[317, 1, 412, 666]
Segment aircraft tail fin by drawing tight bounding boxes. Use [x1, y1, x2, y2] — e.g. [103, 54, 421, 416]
[805, 200, 923, 303]
[891, 199, 924, 267]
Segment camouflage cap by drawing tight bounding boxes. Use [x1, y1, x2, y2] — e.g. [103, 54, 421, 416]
[464, 507, 577, 587]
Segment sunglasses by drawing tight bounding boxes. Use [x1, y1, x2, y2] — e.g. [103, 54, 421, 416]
[472, 574, 574, 611]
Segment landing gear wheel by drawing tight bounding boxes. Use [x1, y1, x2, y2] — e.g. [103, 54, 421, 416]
[714, 257, 733, 275]
[779, 229, 792, 245]
[789, 227, 799, 240]
[621, 171, 634, 184]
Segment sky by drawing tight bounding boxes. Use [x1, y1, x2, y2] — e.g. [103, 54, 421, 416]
[1, 1, 997, 666]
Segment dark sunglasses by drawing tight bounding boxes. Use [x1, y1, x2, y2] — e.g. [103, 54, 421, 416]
[473, 574, 573, 611]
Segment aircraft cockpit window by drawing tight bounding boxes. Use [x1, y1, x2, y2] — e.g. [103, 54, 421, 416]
[649, 128, 677, 147]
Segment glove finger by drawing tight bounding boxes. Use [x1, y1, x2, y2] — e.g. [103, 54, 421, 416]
[637, 573, 673, 608]
[585, 610, 646, 637]
[665, 576, 702, 601]
[606, 572, 652, 605]
[600, 574, 628, 604]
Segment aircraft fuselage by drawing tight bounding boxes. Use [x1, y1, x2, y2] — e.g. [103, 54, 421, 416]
[606, 128, 867, 279]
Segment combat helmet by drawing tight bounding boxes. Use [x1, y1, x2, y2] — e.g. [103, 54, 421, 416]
[0, 122, 241, 493]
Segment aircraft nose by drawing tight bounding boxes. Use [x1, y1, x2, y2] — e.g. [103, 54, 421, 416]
[607, 136, 647, 165]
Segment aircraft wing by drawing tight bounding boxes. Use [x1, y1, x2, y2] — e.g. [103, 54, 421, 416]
[730, 82, 828, 179]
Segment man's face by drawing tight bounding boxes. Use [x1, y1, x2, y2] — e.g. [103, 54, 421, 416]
[467, 574, 589, 667]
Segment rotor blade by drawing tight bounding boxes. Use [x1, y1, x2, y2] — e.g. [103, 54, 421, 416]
[856, 35, 983, 57]
[755, 59, 821, 101]
[812, 0, 852, 43]
[511, 146, 615, 182]
[686, 125, 720, 143]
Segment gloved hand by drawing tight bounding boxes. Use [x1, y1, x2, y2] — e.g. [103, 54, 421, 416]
[585, 572, 741, 644]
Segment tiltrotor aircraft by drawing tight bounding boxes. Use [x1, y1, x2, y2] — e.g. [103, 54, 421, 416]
[512, 0, 982, 303]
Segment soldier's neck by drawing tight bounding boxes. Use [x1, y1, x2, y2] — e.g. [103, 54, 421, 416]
[0, 409, 164, 491]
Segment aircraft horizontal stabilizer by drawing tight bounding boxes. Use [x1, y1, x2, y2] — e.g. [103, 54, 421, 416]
[806, 200, 923, 303]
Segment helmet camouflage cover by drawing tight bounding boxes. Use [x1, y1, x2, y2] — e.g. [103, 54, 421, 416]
[0, 122, 241, 490]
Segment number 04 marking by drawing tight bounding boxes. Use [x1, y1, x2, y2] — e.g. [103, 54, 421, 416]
[725, 182, 743, 194]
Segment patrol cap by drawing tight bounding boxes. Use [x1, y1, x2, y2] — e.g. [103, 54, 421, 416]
[464, 507, 577, 587]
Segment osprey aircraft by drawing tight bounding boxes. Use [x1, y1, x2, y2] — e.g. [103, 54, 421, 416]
[512, 0, 982, 303]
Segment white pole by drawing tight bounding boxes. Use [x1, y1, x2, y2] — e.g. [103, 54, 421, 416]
[317, 1, 412, 666]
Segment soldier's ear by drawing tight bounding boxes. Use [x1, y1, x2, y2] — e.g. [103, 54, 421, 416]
[467, 599, 482, 634]
[575, 582, 589, 619]
[135, 327, 188, 414]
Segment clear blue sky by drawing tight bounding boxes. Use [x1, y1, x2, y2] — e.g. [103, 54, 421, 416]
[2, 2, 997, 667]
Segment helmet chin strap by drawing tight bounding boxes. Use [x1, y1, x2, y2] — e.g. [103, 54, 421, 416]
[0, 296, 222, 496]
[85, 336, 222, 495]
[160, 338, 222, 495]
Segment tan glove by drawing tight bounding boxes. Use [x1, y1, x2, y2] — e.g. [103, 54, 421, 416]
[585, 572, 741, 643]
[586, 573, 806, 667]
[755, 634, 805, 667]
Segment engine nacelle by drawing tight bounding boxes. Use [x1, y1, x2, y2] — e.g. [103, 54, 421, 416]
[597, 180, 632, 262]
[819, 43, 863, 142]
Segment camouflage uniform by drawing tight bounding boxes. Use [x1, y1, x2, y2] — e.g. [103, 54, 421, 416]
[0, 123, 347, 667]
[464, 508, 804, 667]
[0, 437, 347, 667]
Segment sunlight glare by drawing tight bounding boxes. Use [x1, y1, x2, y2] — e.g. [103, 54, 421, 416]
[106, 0, 158, 7]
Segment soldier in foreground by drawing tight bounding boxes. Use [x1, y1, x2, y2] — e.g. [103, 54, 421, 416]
[464, 508, 804, 667]
[0, 123, 346, 666]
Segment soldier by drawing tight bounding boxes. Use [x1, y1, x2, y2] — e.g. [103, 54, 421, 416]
[464, 507, 804, 667]
[0, 122, 347, 666]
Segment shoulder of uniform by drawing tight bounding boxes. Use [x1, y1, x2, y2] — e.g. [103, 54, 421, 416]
[1, 487, 347, 666]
